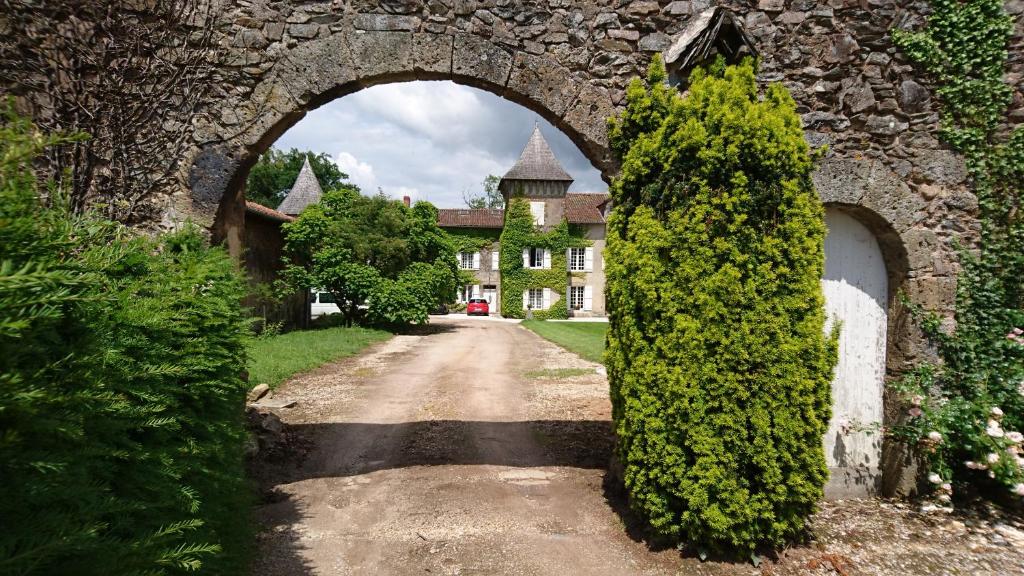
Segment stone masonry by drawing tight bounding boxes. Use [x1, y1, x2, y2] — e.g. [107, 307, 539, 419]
[155, 0, 1019, 494]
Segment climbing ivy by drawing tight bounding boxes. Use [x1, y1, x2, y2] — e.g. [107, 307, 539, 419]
[445, 227, 498, 255]
[498, 198, 588, 319]
[892, 2, 1024, 500]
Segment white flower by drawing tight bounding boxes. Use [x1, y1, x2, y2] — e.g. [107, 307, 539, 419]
[989, 471, 997, 478]
[938, 493, 951, 503]
[1007, 431, 1023, 444]
[927, 431, 943, 443]
[928, 472, 943, 484]
[992, 407, 1004, 418]
[965, 460, 977, 469]
[987, 452, 1000, 464]
[911, 395, 924, 406]
[941, 483, 952, 492]
[1015, 484, 1024, 496]
[987, 420, 1005, 438]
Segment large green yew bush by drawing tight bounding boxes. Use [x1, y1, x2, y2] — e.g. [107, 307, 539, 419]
[0, 111, 251, 574]
[605, 58, 837, 555]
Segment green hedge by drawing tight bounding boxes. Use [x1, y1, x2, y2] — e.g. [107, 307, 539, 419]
[605, 58, 838, 556]
[0, 112, 251, 574]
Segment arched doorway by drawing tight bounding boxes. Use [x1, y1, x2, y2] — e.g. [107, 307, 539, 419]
[822, 208, 889, 496]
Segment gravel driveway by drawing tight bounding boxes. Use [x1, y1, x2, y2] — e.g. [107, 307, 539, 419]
[251, 316, 1024, 576]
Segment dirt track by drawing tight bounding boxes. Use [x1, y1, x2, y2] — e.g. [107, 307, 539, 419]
[251, 316, 1024, 576]
[251, 316, 680, 575]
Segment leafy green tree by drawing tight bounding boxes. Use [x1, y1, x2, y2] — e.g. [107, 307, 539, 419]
[281, 190, 459, 326]
[604, 57, 837, 556]
[246, 147, 351, 207]
[463, 174, 503, 209]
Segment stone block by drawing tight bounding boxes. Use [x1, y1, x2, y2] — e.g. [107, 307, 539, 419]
[897, 79, 931, 114]
[638, 33, 669, 52]
[353, 14, 421, 31]
[626, 1, 660, 17]
[902, 228, 939, 272]
[607, 29, 640, 41]
[351, 30, 414, 79]
[453, 33, 514, 88]
[275, 34, 358, 102]
[561, 83, 617, 171]
[506, 52, 581, 117]
[288, 23, 321, 39]
[913, 148, 968, 186]
[412, 32, 454, 75]
[905, 276, 957, 311]
[233, 28, 269, 49]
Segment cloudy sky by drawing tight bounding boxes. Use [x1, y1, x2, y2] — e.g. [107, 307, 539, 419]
[273, 80, 606, 208]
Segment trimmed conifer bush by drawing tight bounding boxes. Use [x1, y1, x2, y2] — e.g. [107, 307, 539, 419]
[0, 110, 251, 574]
[605, 58, 838, 555]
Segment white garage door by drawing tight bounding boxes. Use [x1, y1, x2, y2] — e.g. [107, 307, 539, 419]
[822, 209, 887, 492]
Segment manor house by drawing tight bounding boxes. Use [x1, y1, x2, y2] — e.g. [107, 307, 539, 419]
[437, 126, 611, 317]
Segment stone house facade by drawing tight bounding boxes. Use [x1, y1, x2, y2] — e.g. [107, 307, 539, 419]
[438, 127, 611, 317]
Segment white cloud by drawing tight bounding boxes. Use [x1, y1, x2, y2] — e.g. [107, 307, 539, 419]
[334, 151, 378, 192]
[272, 80, 607, 208]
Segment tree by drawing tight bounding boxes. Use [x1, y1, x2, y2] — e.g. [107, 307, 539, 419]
[462, 174, 503, 209]
[246, 147, 351, 208]
[281, 189, 459, 326]
[604, 57, 837, 556]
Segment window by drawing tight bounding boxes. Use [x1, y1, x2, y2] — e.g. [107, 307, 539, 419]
[527, 288, 544, 310]
[569, 248, 586, 271]
[530, 201, 545, 225]
[569, 286, 585, 310]
[527, 247, 545, 269]
[318, 292, 335, 304]
[459, 252, 475, 270]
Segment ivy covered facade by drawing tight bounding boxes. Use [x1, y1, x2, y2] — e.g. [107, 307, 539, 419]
[438, 126, 608, 319]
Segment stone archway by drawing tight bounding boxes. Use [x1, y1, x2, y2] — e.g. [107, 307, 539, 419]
[185, 30, 619, 255]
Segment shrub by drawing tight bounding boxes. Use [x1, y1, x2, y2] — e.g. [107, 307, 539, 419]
[0, 110, 251, 574]
[604, 58, 838, 556]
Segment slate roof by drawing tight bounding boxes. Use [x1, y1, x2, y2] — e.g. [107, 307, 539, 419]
[246, 201, 295, 223]
[501, 126, 574, 182]
[437, 208, 506, 228]
[663, 7, 758, 82]
[436, 193, 611, 228]
[277, 157, 323, 216]
[564, 193, 610, 224]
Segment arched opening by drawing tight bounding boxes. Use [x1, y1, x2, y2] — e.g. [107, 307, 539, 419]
[822, 208, 890, 496]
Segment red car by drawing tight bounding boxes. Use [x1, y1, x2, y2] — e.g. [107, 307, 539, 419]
[466, 298, 490, 316]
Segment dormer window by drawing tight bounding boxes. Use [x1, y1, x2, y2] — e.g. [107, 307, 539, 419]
[530, 201, 545, 226]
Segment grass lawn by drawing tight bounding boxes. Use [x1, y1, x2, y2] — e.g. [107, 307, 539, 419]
[520, 320, 607, 364]
[246, 326, 392, 389]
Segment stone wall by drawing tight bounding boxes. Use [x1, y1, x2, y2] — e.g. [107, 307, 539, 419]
[176, 0, 1022, 368]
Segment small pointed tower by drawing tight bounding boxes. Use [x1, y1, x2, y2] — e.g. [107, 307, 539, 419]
[499, 125, 574, 230]
[277, 157, 324, 216]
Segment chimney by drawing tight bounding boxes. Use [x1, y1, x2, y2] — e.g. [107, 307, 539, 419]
[402, 195, 411, 207]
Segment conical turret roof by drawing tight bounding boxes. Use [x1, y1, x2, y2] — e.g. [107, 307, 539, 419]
[501, 126, 574, 182]
[277, 157, 323, 216]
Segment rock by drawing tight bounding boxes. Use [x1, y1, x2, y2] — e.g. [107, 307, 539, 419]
[626, 1, 660, 17]
[664, 1, 691, 16]
[898, 79, 931, 113]
[353, 14, 421, 31]
[232, 29, 268, 49]
[758, 0, 785, 12]
[638, 33, 669, 52]
[288, 23, 320, 39]
[249, 383, 272, 402]
[865, 114, 908, 136]
[607, 29, 639, 41]
[594, 12, 620, 27]
[842, 78, 876, 114]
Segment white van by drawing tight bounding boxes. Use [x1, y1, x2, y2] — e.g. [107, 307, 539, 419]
[311, 290, 341, 318]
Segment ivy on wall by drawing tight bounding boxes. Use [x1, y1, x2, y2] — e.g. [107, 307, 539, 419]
[892, 1, 1024, 499]
[446, 227, 499, 254]
[498, 198, 588, 319]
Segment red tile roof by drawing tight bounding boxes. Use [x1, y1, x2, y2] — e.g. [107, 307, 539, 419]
[564, 193, 610, 224]
[246, 201, 296, 223]
[437, 208, 505, 228]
